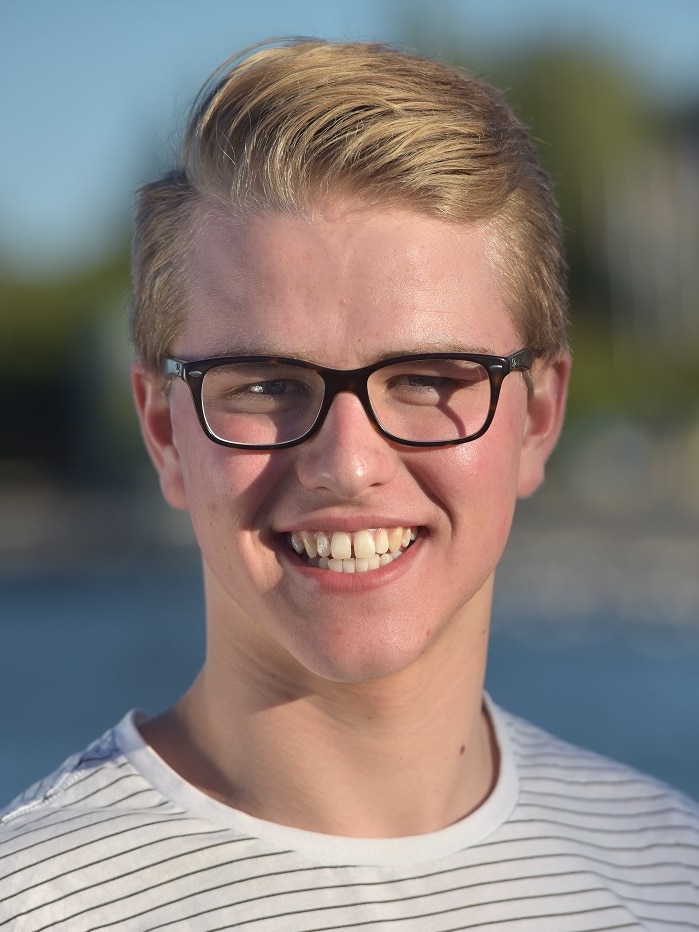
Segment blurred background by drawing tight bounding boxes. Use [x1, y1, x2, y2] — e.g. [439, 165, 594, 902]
[1, 0, 698, 803]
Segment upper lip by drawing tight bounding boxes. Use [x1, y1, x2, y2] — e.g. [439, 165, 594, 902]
[275, 516, 422, 534]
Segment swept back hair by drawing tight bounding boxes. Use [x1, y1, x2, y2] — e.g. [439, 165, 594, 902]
[130, 38, 568, 367]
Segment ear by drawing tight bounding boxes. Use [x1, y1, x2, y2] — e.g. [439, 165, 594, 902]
[131, 362, 188, 510]
[516, 351, 571, 498]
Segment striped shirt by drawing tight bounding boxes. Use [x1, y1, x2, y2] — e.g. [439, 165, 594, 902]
[1, 700, 698, 930]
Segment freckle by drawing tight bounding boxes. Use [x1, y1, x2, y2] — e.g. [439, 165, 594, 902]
[459, 745, 465, 756]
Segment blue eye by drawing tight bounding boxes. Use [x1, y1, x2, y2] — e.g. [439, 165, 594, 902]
[248, 379, 294, 395]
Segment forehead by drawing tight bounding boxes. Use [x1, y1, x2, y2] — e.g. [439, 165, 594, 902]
[178, 202, 518, 362]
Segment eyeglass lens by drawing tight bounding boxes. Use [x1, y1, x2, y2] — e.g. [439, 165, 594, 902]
[199, 359, 493, 446]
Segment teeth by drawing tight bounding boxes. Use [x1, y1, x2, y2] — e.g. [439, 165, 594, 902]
[301, 530, 317, 559]
[330, 531, 352, 560]
[374, 528, 389, 554]
[353, 529, 376, 559]
[327, 552, 396, 573]
[287, 526, 417, 572]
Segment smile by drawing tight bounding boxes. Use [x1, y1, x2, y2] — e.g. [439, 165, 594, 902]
[288, 526, 418, 573]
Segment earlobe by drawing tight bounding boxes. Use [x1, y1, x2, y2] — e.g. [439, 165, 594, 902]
[130, 362, 189, 510]
[516, 352, 571, 499]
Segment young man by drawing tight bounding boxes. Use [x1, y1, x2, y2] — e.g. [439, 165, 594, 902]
[2, 39, 697, 930]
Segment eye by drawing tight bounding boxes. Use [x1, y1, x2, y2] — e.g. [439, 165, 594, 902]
[245, 379, 304, 396]
[400, 374, 456, 389]
[381, 361, 488, 406]
[218, 377, 314, 412]
[387, 375, 460, 405]
[202, 363, 321, 418]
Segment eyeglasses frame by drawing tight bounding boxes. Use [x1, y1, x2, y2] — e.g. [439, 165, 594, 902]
[162, 349, 535, 450]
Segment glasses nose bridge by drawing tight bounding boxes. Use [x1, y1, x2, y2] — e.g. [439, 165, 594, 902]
[315, 364, 378, 433]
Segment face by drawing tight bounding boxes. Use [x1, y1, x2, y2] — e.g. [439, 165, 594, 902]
[133, 203, 568, 689]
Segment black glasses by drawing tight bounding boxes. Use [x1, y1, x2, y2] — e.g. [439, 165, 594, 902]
[163, 349, 535, 449]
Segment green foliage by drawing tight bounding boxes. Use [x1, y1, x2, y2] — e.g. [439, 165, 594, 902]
[1, 39, 697, 485]
[0, 247, 135, 484]
[568, 317, 699, 425]
[462, 45, 649, 306]
[0, 248, 131, 377]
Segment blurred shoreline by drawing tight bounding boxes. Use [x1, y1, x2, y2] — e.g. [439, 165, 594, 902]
[2, 480, 698, 635]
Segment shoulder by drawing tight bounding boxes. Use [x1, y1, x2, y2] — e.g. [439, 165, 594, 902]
[0, 712, 183, 864]
[500, 702, 699, 810]
[0, 713, 208, 930]
[493, 701, 699, 869]
[1, 724, 122, 824]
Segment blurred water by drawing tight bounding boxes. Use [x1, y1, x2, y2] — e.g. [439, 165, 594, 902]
[1, 556, 698, 806]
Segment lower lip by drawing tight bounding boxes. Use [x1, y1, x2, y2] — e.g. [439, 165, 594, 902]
[279, 539, 421, 592]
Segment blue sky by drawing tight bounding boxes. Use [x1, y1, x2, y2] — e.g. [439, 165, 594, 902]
[2, 0, 699, 273]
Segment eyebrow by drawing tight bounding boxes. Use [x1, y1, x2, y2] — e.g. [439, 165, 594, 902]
[372, 343, 495, 360]
[192, 342, 496, 363]
[191, 343, 326, 363]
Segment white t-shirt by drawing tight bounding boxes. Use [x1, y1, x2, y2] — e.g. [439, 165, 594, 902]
[1, 700, 698, 930]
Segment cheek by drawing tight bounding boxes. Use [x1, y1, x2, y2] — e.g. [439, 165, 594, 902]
[432, 429, 522, 508]
[417, 413, 523, 554]
[177, 447, 290, 597]
[174, 428, 281, 536]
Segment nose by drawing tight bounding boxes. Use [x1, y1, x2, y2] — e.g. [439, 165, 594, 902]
[295, 391, 398, 499]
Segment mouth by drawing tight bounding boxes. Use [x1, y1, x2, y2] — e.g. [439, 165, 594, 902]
[287, 526, 419, 574]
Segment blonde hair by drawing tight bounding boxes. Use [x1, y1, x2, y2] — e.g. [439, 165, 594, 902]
[130, 38, 568, 367]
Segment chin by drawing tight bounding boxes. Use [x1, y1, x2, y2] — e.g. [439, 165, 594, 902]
[286, 619, 440, 686]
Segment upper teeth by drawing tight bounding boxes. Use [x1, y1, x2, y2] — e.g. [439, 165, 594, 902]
[288, 527, 417, 573]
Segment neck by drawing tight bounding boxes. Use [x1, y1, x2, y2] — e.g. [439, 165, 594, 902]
[141, 582, 497, 838]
